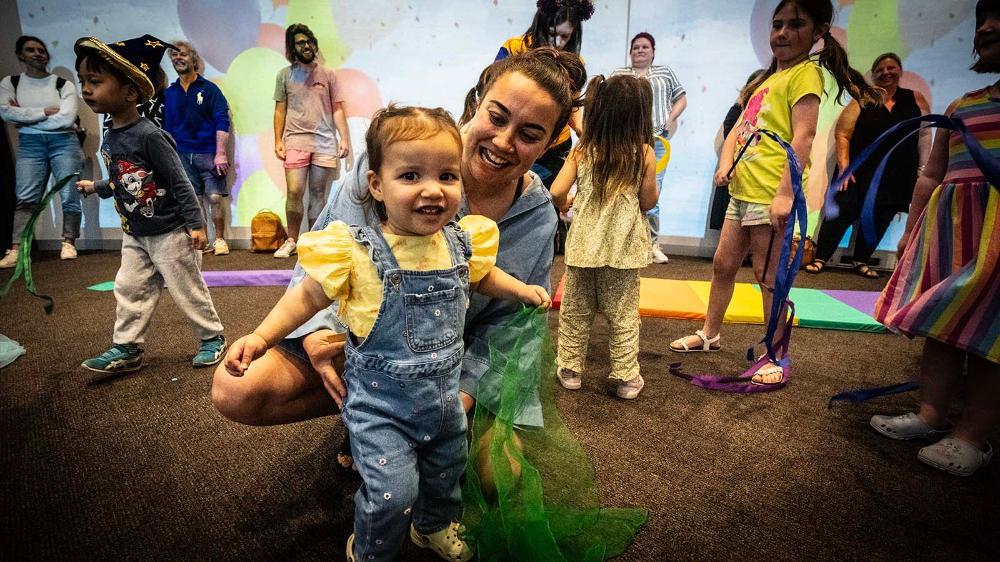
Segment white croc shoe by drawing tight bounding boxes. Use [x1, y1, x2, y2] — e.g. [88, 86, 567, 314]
[410, 522, 473, 562]
[918, 436, 993, 477]
[870, 412, 951, 441]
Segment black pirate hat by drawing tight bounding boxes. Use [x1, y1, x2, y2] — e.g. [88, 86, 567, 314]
[74, 34, 175, 102]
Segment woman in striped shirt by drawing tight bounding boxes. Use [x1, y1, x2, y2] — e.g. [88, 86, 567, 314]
[612, 32, 687, 263]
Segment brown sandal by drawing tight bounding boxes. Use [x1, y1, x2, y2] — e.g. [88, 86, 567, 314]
[804, 259, 825, 274]
[853, 262, 880, 279]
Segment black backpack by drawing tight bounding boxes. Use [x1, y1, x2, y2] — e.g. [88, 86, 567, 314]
[8, 74, 87, 145]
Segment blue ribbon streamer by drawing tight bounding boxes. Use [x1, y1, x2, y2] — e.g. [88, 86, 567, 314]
[827, 381, 920, 409]
[822, 112, 1000, 407]
[752, 129, 809, 363]
[825, 114, 1000, 247]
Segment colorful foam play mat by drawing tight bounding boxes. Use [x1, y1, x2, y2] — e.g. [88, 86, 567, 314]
[551, 277, 885, 333]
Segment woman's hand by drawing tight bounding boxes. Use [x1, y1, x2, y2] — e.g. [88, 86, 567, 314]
[76, 180, 95, 197]
[274, 139, 286, 160]
[769, 194, 793, 233]
[302, 329, 348, 408]
[224, 333, 270, 376]
[522, 285, 552, 309]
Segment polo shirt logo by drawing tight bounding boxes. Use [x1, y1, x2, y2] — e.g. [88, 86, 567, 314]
[196, 91, 203, 105]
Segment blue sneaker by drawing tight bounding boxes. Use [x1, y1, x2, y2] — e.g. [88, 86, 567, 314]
[82, 344, 144, 374]
[192, 335, 226, 367]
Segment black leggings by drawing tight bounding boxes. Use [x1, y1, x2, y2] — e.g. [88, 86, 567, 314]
[815, 188, 899, 265]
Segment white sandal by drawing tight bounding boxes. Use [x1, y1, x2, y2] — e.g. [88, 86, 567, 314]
[669, 329, 721, 353]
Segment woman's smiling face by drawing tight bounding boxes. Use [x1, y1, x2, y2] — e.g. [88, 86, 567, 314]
[461, 72, 563, 191]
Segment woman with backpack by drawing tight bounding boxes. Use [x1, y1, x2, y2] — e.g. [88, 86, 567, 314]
[0, 35, 84, 267]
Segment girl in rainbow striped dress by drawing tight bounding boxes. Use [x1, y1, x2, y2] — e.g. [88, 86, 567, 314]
[869, 0, 1000, 477]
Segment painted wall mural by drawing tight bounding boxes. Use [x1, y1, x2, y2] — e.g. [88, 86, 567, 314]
[15, 0, 982, 254]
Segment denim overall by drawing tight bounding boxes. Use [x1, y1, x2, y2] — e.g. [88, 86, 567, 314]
[344, 224, 472, 561]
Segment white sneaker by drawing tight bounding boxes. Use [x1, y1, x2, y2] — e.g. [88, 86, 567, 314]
[651, 244, 669, 264]
[0, 248, 18, 269]
[273, 238, 296, 258]
[212, 238, 230, 256]
[60, 242, 78, 260]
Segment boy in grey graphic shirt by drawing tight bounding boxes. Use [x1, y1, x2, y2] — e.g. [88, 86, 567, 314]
[74, 34, 225, 375]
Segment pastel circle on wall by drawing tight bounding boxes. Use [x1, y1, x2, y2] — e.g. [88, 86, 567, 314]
[329, 1, 407, 48]
[256, 132, 289, 195]
[898, 0, 976, 49]
[258, 23, 287, 56]
[177, 0, 261, 72]
[222, 47, 288, 135]
[335, 68, 383, 119]
[846, 0, 908, 69]
[900, 71, 932, 109]
[236, 170, 287, 226]
[750, 0, 781, 67]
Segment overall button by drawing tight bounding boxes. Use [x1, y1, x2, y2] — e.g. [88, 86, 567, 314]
[430, 352, 438, 359]
[427, 285, 434, 291]
[390, 273, 401, 284]
[371, 381, 379, 389]
[378, 458, 387, 466]
[434, 309, 441, 317]
[383, 492, 392, 500]
[403, 507, 412, 515]
[439, 472, 446, 478]
[423, 435, 431, 441]
[375, 539, 383, 545]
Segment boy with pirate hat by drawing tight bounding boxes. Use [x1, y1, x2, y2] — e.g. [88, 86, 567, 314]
[75, 34, 226, 374]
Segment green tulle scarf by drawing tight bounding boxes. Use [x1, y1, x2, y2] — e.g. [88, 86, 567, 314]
[0, 173, 78, 314]
[462, 306, 648, 561]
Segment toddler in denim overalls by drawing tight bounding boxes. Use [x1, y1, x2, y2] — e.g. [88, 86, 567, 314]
[225, 106, 550, 561]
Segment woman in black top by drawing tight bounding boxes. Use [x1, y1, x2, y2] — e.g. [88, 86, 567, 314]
[808, 53, 929, 278]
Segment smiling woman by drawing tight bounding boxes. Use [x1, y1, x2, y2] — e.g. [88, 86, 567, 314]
[212, 46, 581, 428]
[809, 52, 930, 278]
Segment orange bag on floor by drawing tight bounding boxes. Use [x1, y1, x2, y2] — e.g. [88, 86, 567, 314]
[250, 209, 287, 253]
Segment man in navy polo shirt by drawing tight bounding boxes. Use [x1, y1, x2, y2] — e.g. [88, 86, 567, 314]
[165, 40, 232, 255]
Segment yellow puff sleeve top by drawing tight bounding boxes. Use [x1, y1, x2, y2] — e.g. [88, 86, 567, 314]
[297, 215, 499, 338]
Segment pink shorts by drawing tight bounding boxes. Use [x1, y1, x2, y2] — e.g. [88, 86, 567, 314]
[283, 149, 339, 169]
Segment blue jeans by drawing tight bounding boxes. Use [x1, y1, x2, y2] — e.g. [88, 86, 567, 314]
[13, 132, 83, 242]
[647, 135, 668, 241]
[343, 224, 470, 561]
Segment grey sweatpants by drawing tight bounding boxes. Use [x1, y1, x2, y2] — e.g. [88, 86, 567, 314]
[113, 227, 223, 345]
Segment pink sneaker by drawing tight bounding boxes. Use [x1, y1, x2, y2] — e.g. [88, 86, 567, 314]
[557, 368, 581, 390]
[617, 374, 644, 399]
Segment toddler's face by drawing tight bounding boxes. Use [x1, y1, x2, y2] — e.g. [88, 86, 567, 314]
[368, 131, 463, 237]
[77, 58, 134, 115]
